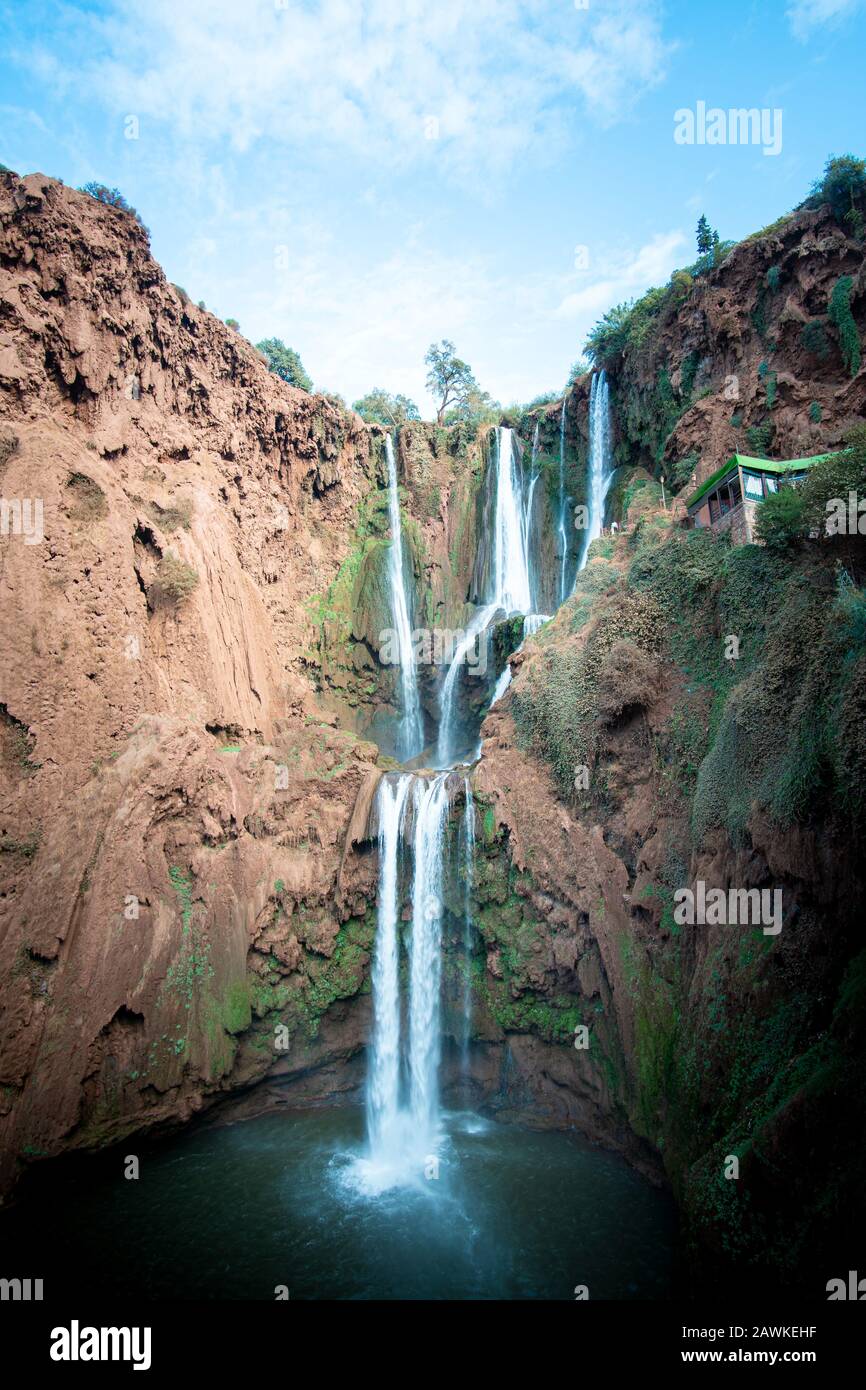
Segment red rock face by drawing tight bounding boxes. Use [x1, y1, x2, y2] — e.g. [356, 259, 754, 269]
[0, 172, 385, 1191]
[603, 204, 865, 488]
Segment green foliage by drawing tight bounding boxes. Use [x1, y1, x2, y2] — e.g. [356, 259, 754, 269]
[255, 338, 312, 390]
[753, 486, 806, 552]
[148, 552, 199, 608]
[807, 153, 866, 238]
[424, 340, 482, 425]
[809, 400, 822, 423]
[745, 422, 775, 455]
[828, 275, 861, 377]
[800, 425, 866, 533]
[799, 319, 830, 360]
[351, 388, 419, 425]
[79, 181, 147, 231]
[766, 265, 782, 292]
[225, 318, 240, 330]
[696, 214, 716, 258]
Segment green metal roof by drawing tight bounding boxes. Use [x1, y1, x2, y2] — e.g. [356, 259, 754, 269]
[685, 451, 839, 511]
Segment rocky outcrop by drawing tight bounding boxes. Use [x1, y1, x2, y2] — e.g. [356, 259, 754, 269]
[0, 171, 385, 1191]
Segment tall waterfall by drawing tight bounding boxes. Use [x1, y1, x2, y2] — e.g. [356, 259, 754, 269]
[436, 427, 533, 765]
[460, 776, 475, 1074]
[367, 773, 412, 1157]
[557, 395, 568, 603]
[408, 773, 451, 1142]
[364, 771, 451, 1187]
[384, 434, 424, 761]
[577, 370, 613, 574]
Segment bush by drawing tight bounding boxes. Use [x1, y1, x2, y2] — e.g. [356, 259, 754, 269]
[809, 401, 822, 423]
[745, 422, 775, 455]
[800, 319, 830, 360]
[801, 426, 866, 534]
[225, 318, 240, 331]
[807, 153, 866, 238]
[148, 553, 199, 609]
[255, 337, 312, 391]
[79, 182, 147, 231]
[754, 487, 807, 552]
[828, 276, 861, 377]
[595, 640, 660, 723]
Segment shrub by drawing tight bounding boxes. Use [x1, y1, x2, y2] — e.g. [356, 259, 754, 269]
[148, 552, 199, 609]
[809, 401, 822, 423]
[807, 154, 866, 238]
[754, 487, 807, 552]
[225, 318, 240, 331]
[79, 182, 147, 231]
[828, 276, 861, 377]
[800, 319, 830, 360]
[801, 426, 866, 534]
[745, 422, 775, 455]
[595, 640, 660, 723]
[255, 337, 312, 391]
[766, 265, 782, 292]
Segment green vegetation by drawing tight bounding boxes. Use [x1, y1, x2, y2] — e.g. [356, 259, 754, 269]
[79, 181, 147, 231]
[799, 319, 830, 360]
[255, 337, 313, 391]
[753, 485, 806, 552]
[806, 152, 866, 238]
[148, 552, 199, 609]
[828, 275, 861, 377]
[352, 388, 419, 425]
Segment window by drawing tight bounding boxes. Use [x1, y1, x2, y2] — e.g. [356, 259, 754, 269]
[730, 476, 742, 507]
[709, 492, 721, 522]
[743, 472, 764, 501]
[765, 476, 778, 494]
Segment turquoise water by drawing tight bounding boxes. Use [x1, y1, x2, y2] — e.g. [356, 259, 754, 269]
[1, 1106, 677, 1300]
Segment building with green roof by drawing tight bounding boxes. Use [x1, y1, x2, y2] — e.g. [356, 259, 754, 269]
[684, 451, 838, 544]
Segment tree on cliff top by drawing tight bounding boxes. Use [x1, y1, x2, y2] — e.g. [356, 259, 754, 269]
[806, 154, 866, 238]
[352, 388, 420, 426]
[79, 181, 148, 232]
[256, 338, 313, 391]
[424, 340, 479, 425]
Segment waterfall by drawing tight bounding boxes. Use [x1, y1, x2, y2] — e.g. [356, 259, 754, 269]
[491, 426, 532, 614]
[407, 773, 451, 1145]
[460, 776, 475, 1076]
[384, 434, 424, 761]
[436, 426, 532, 765]
[363, 770, 452, 1187]
[577, 369, 613, 574]
[558, 396, 568, 603]
[367, 773, 413, 1157]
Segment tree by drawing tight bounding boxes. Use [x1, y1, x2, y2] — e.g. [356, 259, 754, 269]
[808, 153, 866, 238]
[754, 486, 807, 552]
[696, 213, 720, 259]
[352, 388, 420, 426]
[79, 181, 147, 231]
[256, 337, 312, 391]
[442, 384, 499, 428]
[424, 340, 479, 425]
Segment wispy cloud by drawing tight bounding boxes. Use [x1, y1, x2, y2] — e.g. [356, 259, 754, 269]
[787, 0, 864, 41]
[554, 231, 687, 321]
[21, 0, 674, 179]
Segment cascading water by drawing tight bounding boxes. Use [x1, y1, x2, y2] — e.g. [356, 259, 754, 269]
[408, 773, 451, 1144]
[460, 776, 475, 1075]
[384, 434, 424, 760]
[361, 770, 451, 1189]
[366, 773, 413, 1159]
[557, 396, 568, 603]
[436, 426, 533, 765]
[577, 369, 613, 575]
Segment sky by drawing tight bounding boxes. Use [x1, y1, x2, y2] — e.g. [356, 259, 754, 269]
[1, 0, 865, 416]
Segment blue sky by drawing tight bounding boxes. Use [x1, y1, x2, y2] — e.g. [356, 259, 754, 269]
[1, 0, 865, 415]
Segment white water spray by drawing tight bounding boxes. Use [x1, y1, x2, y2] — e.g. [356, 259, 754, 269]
[384, 434, 424, 760]
[367, 774, 413, 1157]
[577, 370, 614, 575]
[558, 396, 569, 603]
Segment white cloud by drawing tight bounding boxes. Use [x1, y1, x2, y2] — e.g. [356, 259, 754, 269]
[787, 0, 863, 40]
[25, 0, 674, 177]
[554, 230, 686, 320]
